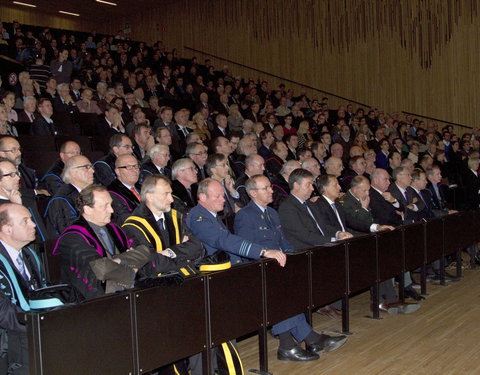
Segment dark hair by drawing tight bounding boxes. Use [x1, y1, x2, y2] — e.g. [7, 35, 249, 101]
[316, 174, 335, 194]
[76, 185, 107, 214]
[288, 168, 313, 190]
[205, 153, 226, 175]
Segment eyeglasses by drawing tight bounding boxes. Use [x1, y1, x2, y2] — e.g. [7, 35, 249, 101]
[73, 164, 93, 170]
[117, 164, 140, 170]
[2, 171, 20, 178]
[118, 144, 133, 150]
[0, 147, 21, 153]
[191, 151, 207, 156]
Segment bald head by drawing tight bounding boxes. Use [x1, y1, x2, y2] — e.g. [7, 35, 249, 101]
[0, 203, 36, 249]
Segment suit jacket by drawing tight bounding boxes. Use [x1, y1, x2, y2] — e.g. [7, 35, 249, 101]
[258, 145, 272, 160]
[187, 203, 263, 264]
[278, 195, 331, 250]
[171, 179, 198, 214]
[461, 169, 480, 210]
[369, 187, 402, 226]
[140, 159, 172, 184]
[387, 183, 421, 222]
[211, 127, 229, 139]
[311, 195, 349, 235]
[270, 174, 290, 211]
[55, 216, 131, 299]
[339, 190, 374, 233]
[0, 243, 45, 331]
[107, 179, 141, 225]
[17, 110, 36, 123]
[406, 186, 433, 219]
[123, 203, 203, 276]
[234, 200, 292, 252]
[30, 115, 58, 136]
[97, 118, 123, 139]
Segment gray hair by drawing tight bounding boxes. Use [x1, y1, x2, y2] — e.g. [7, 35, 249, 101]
[171, 158, 194, 180]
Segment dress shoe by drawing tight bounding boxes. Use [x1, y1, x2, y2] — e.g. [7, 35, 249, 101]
[310, 334, 348, 353]
[378, 303, 399, 315]
[277, 346, 319, 361]
[404, 286, 425, 301]
[316, 306, 342, 320]
[397, 302, 421, 314]
[427, 271, 459, 282]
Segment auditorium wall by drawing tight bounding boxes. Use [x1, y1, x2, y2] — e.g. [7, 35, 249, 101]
[106, 0, 480, 129]
[3, 1, 479, 129]
[1, 5, 98, 33]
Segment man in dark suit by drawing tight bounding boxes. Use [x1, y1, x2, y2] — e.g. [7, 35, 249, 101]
[211, 114, 229, 139]
[17, 95, 37, 124]
[0, 159, 48, 242]
[278, 169, 335, 250]
[31, 97, 58, 136]
[171, 158, 198, 214]
[122, 175, 203, 277]
[52, 82, 80, 123]
[0, 136, 48, 198]
[186, 142, 208, 182]
[98, 104, 126, 139]
[140, 144, 172, 184]
[107, 154, 141, 226]
[172, 108, 191, 156]
[310, 174, 354, 239]
[388, 167, 424, 223]
[369, 168, 424, 303]
[54, 185, 149, 300]
[234, 175, 347, 361]
[258, 130, 275, 160]
[461, 157, 480, 210]
[423, 165, 450, 216]
[0, 203, 48, 375]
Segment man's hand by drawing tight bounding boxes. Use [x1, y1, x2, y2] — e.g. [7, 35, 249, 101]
[337, 232, 353, 240]
[448, 209, 458, 214]
[263, 250, 286, 267]
[35, 188, 51, 196]
[360, 194, 370, 209]
[377, 225, 395, 231]
[182, 235, 189, 243]
[309, 196, 320, 203]
[4, 189, 22, 204]
[382, 192, 396, 203]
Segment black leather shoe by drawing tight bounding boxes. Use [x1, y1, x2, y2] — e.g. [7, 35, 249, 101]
[315, 334, 348, 353]
[277, 346, 319, 361]
[404, 286, 425, 301]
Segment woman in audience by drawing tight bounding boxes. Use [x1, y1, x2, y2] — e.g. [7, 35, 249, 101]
[227, 104, 244, 133]
[2, 91, 18, 123]
[0, 104, 18, 137]
[191, 112, 211, 142]
[297, 120, 313, 149]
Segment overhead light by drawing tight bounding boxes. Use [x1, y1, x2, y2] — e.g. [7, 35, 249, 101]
[96, 0, 117, 5]
[59, 10, 80, 16]
[12, 1, 37, 7]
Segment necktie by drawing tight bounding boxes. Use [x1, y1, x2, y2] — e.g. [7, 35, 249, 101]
[130, 187, 141, 201]
[403, 189, 408, 203]
[303, 202, 324, 235]
[16, 252, 29, 282]
[263, 209, 273, 229]
[157, 218, 170, 247]
[186, 187, 193, 202]
[30, 113, 35, 122]
[98, 227, 115, 256]
[330, 202, 346, 231]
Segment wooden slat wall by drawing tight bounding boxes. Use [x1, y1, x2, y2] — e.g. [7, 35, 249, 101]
[104, 0, 480, 129]
[3, 0, 479, 129]
[0, 5, 98, 33]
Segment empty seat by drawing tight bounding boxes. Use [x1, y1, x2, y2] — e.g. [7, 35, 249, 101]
[55, 135, 93, 153]
[18, 135, 57, 153]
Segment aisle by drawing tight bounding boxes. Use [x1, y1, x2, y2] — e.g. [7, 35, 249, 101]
[238, 267, 480, 375]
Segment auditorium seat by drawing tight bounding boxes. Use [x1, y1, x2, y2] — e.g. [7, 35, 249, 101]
[22, 150, 58, 177]
[18, 135, 57, 153]
[77, 113, 100, 136]
[55, 135, 93, 153]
